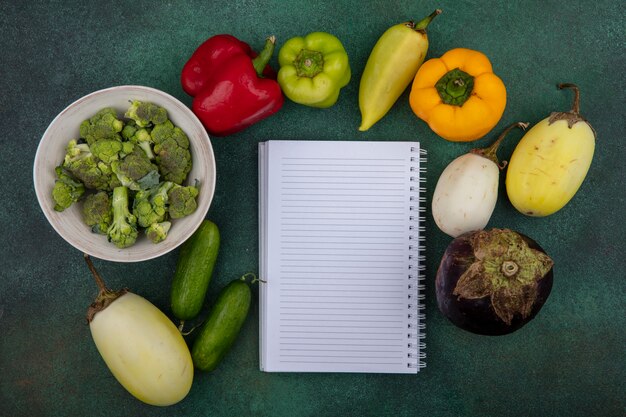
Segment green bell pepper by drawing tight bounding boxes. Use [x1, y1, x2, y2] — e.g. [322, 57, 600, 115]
[277, 32, 351, 108]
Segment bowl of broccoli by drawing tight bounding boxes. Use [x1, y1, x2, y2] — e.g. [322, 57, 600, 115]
[33, 85, 216, 262]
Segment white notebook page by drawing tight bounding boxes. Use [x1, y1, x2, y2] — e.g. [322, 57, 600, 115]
[259, 140, 424, 373]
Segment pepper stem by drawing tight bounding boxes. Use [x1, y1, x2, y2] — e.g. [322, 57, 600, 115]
[558, 83, 580, 114]
[413, 9, 442, 31]
[435, 68, 475, 106]
[293, 49, 324, 78]
[252, 36, 276, 77]
[471, 122, 529, 169]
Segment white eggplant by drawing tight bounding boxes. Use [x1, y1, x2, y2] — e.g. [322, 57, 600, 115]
[85, 255, 193, 406]
[432, 123, 527, 237]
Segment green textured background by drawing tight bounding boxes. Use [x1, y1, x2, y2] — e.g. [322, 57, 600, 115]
[1, 0, 624, 416]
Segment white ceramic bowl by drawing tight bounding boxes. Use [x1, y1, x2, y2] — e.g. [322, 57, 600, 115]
[33, 85, 216, 262]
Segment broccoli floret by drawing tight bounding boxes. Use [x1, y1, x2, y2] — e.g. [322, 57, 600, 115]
[151, 121, 192, 184]
[111, 149, 160, 191]
[121, 120, 138, 140]
[132, 181, 174, 228]
[125, 100, 168, 127]
[168, 183, 199, 219]
[90, 139, 134, 164]
[107, 186, 138, 248]
[52, 166, 85, 211]
[129, 128, 155, 160]
[79, 108, 124, 145]
[151, 120, 190, 148]
[83, 191, 112, 234]
[63, 139, 91, 162]
[145, 221, 172, 244]
[62, 140, 118, 191]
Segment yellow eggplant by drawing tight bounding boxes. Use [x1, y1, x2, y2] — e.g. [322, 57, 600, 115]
[358, 9, 441, 131]
[506, 84, 595, 217]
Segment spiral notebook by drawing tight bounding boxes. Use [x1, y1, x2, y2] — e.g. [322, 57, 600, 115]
[258, 140, 426, 373]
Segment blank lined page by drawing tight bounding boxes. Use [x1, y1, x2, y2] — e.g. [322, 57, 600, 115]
[259, 140, 423, 373]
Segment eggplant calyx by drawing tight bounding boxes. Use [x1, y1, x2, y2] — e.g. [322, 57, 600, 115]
[548, 110, 586, 129]
[548, 83, 596, 137]
[84, 254, 129, 323]
[452, 229, 553, 325]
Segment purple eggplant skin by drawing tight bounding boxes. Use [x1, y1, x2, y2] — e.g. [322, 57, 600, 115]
[435, 231, 553, 336]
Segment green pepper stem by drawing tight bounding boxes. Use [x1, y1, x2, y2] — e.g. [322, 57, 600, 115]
[413, 9, 442, 31]
[471, 122, 529, 169]
[558, 83, 580, 114]
[293, 49, 324, 78]
[252, 36, 276, 77]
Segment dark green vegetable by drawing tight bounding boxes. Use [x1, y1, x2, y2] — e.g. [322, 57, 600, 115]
[79, 107, 124, 146]
[52, 101, 199, 248]
[191, 278, 251, 371]
[52, 166, 85, 211]
[82, 191, 112, 234]
[151, 120, 192, 184]
[168, 183, 199, 219]
[170, 220, 220, 321]
[107, 186, 138, 249]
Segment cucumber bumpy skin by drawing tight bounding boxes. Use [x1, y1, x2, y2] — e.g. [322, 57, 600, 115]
[170, 220, 220, 321]
[191, 278, 252, 371]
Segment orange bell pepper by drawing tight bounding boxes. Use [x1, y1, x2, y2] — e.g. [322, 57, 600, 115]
[409, 48, 506, 142]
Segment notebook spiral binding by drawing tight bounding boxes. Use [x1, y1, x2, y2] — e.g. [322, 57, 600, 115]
[407, 147, 427, 370]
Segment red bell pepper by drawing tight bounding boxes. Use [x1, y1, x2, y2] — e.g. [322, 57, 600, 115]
[181, 34, 283, 136]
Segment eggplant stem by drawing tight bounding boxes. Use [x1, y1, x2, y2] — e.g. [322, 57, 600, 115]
[84, 253, 108, 292]
[471, 122, 529, 169]
[558, 83, 580, 114]
[84, 254, 128, 322]
[501, 261, 520, 277]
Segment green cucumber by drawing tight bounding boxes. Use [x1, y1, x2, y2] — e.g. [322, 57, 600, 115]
[170, 220, 220, 321]
[191, 278, 251, 371]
